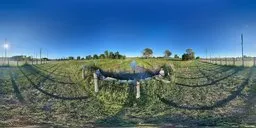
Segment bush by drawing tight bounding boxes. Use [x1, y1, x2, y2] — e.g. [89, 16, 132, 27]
[182, 48, 195, 60]
[174, 54, 179, 58]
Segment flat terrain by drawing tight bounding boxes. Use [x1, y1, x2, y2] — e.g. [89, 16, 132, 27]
[0, 59, 256, 127]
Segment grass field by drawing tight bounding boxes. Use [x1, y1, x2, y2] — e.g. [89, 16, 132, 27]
[0, 58, 256, 127]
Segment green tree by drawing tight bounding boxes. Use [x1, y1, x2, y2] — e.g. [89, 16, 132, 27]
[174, 54, 179, 58]
[143, 48, 153, 58]
[164, 50, 172, 58]
[68, 56, 74, 60]
[77, 56, 81, 60]
[182, 48, 195, 60]
[86, 55, 92, 60]
[109, 52, 114, 59]
[104, 50, 109, 58]
[93, 54, 99, 59]
[114, 51, 120, 59]
[186, 48, 193, 55]
[99, 54, 105, 59]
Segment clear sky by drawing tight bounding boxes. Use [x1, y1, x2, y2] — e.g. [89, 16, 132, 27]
[0, 0, 256, 58]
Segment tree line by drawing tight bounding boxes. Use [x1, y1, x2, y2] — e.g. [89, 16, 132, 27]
[85, 50, 126, 60]
[142, 48, 198, 60]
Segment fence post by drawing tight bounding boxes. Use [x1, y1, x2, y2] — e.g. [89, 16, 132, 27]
[82, 66, 86, 79]
[233, 58, 235, 66]
[136, 81, 140, 99]
[93, 72, 99, 93]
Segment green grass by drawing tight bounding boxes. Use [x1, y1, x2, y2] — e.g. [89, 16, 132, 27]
[0, 58, 256, 127]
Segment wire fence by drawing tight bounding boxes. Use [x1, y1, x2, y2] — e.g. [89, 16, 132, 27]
[200, 57, 256, 67]
[0, 59, 49, 66]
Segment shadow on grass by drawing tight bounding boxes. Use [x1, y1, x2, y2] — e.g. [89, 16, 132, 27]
[159, 67, 253, 110]
[95, 83, 138, 127]
[175, 66, 233, 80]
[23, 64, 76, 85]
[95, 79, 154, 127]
[175, 67, 243, 87]
[33, 64, 71, 78]
[18, 64, 89, 100]
[9, 72, 25, 103]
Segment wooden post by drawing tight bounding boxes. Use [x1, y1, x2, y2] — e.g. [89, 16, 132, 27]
[82, 66, 86, 79]
[93, 72, 99, 93]
[136, 81, 140, 99]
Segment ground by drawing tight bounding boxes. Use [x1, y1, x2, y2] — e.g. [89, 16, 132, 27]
[0, 58, 256, 127]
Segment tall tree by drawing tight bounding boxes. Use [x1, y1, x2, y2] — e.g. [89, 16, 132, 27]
[109, 52, 114, 59]
[174, 54, 179, 58]
[104, 50, 109, 58]
[93, 54, 98, 59]
[164, 50, 172, 58]
[186, 48, 193, 55]
[99, 54, 105, 59]
[143, 48, 153, 58]
[182, 48, 195, 60]
[68, 56, 74, 60]
[114, 51, 120, 59]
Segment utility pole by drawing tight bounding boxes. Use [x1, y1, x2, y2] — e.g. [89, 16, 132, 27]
[206, 48, 208, 62]
[4, 38, 9, 66]
[209, 50, 212, 63]
[241, 34, 244, 67]
[40, 48, 42, 64]
[46, 50, 48, 63]
[4, 39, 7, 65]
[36, 53, 38, 64]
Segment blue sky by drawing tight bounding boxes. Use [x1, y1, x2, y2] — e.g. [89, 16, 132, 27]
[0, 0, 256, 58]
